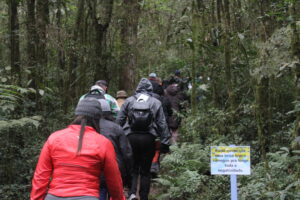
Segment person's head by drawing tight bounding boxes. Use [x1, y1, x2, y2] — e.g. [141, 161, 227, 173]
[73, 97, 102, 154]
[95, 80, 108, 93]
[116, 90, 128, 99]
[174, 69, 181, 77]
[148, 72, 157, 81]
[135, 78, 153, 94]
[156, 77, 162, 85]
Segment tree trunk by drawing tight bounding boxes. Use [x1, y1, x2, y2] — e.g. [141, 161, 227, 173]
[63, 0, 85, 112]
[190, 1, 198, 115]
[291, 1, 300, 152]
[36, 0, 49, 87]
[26, 0, 37, 90]
[119, 0, 141, 92]
[223, 0, 234, 110]
[255, 76, 270, 169]
[55, 0, 68, 112]
[89, 0, 114, 82]
[8, 0, 21, 85]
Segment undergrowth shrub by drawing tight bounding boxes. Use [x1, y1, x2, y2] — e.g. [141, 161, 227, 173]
[155, 103, 299, 200]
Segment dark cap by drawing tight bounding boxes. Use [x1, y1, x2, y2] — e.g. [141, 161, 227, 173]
[175, 70, 181, 76]
[95, 80, 108, 87]
[75, 97, 102, 119]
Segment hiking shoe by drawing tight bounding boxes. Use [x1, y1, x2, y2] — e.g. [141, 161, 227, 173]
[150, 162, 160, 174]
[128, 194, 138, 200]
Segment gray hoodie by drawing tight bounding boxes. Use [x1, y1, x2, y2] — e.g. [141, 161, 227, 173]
[116, 78, 171, 145]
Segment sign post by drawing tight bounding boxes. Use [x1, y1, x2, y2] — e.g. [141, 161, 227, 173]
[211, 146, 251, 200]
[230, 174, 237, 200]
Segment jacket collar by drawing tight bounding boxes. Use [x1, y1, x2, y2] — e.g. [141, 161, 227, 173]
[68, 124, 96, 133]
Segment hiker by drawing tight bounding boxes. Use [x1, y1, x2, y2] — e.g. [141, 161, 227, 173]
[148, 73, 161, 94]
[148, 74, 173, 177]
[98, 99, 132, 200]
[31, 97, 125, 200]
[165, 83, 185, 143]
[117, 78, 171, 200]
[116, 90, 128, 108]
[79, 80, 120, 119]
[169, 70, 183, 86]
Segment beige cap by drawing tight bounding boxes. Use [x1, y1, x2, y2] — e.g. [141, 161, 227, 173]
[116, 90, 128, 98]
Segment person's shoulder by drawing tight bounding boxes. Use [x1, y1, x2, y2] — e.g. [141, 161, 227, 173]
[46, 126, 74, 146]
[104, 93, 116, 100]
[93, 130, 113, 144]
[125, 95, 136, 102]
[48, 127, 69, 140]
[150, 95, 162, 106]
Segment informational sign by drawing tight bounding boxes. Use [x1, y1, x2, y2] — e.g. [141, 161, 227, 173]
[211, 146, 250, 175]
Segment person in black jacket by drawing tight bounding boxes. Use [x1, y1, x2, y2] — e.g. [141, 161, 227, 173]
[165, 83, 187, 143]
[117, 78, 171, 200]
[148, 74, 173, 177]
[98, 99, 133, 200]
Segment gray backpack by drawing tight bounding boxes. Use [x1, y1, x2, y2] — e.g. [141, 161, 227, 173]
[128, 94, 153, 132]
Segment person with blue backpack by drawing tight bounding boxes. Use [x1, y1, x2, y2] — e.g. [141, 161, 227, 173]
[117, 78, 171, 200]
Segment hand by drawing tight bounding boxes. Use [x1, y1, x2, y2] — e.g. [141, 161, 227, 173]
[160, 143, 170, 154]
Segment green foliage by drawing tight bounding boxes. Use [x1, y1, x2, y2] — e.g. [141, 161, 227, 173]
[155, 144, 212, 200]
[0, 84, 35, 116]
[0, 115, 42, 200]
[239, 148, 300, 200]
[157, 128, 300, 199]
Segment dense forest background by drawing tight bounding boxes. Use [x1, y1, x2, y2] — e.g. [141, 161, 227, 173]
[1, 0, 300, 199]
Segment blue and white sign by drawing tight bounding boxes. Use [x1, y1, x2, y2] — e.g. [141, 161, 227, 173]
[211, 146, 251, 175]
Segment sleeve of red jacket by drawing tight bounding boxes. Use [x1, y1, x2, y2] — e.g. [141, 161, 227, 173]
[103, 140, 125, 200]
[31, 140, 53, 200]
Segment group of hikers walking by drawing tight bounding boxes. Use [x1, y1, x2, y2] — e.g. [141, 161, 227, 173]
[30, 71, 189, 200]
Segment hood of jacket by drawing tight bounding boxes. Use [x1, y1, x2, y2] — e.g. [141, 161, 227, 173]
[135, 78, 153, 94]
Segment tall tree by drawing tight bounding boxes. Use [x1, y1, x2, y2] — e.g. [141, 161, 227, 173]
[291, 0, 300, 151]
[223, 0, 234, 110]
[89, 0, 114, 82]
[26, 0, 37, 90]
[66, 0, 85, 109]
[36, 0, 49, 87]
[119, 0, 141, 92]
[8, 0, 21, 85]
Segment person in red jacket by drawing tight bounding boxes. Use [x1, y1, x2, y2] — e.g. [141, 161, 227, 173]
[31, 97, 125, 200]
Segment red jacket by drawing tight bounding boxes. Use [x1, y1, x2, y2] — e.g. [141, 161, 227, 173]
[31, 125, 125, 200]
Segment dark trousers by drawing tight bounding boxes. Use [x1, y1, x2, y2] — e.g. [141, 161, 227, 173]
[128, 133, 155, 200]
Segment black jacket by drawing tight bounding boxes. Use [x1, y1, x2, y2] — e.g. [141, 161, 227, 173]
[99, 118, 132, 186]
[165, 84, 186, 129]
[116, 78, 171, 146]
[152, 93, 173, 126]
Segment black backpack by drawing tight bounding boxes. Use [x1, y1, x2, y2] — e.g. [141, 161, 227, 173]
[128, 94, 153, 132]
[84, 89, 105, 100]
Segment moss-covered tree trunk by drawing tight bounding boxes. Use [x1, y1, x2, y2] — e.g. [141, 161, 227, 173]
[291, 1, 300, 151]
[223, 0, 235, 110]
[89, 0, 114, 82]
[190, 0, 200, 115]
[36, 0, 49, 86]
[26, 0, 37, 90]
[8, 0, 21, 85]
[255, 76, 270, 169]
[119, 0, 141, 92]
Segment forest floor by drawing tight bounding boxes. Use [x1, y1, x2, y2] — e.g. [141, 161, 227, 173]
[149, 184, 161, 200]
